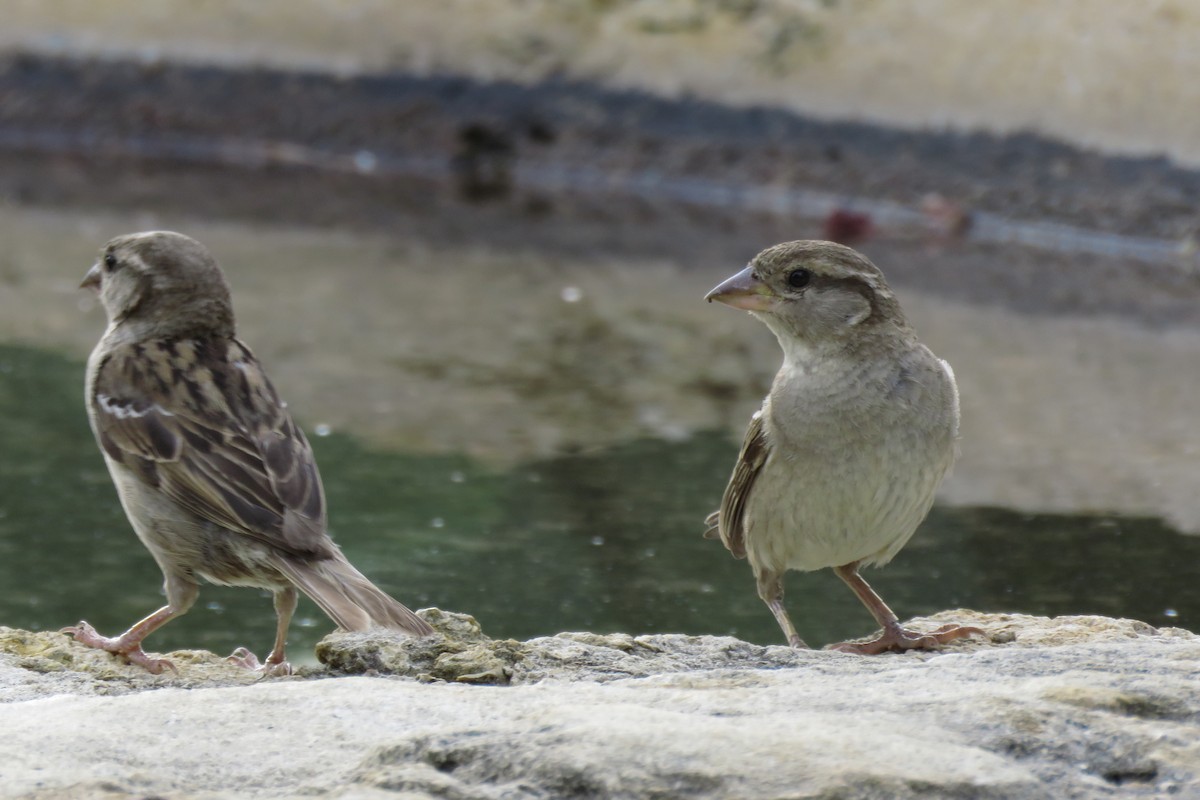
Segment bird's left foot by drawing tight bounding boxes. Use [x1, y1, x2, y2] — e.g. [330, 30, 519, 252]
[826, 623, 984, 655]
[227, 646, 293, 677]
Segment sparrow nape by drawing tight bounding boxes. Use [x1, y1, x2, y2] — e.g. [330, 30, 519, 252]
[704, 240, 982, 654]
[67, 230, 434, 674]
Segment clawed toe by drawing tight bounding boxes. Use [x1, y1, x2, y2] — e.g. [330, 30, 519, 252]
[60, 620, 101, 643]
[227, 646, 262, 669]
[227, 647, 292, 677]
[262, 661, 294, 677]
[126, 651, 178, 675]
[929, 623, 986, 644]
[827, 623, 985, 655]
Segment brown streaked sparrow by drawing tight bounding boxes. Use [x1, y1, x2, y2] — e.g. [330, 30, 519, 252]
[66, 231, 434, 674]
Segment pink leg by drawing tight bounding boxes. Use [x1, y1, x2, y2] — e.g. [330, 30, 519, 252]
[827, 561, 983, 655]
[228, 587, 296, 677]
[62, 578, 198, 674]
[756, 568, 809, 649]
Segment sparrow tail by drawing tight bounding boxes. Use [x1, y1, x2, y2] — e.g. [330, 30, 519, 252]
[271, 553, 434, 637]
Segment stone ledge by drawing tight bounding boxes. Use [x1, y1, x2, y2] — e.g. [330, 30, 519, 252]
[2, 610, 1198, 798]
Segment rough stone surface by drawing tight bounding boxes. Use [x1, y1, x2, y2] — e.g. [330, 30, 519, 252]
[2, 609, 1199, 798]
[316, 607, 820, 685]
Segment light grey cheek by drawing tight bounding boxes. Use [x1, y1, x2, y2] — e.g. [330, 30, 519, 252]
[838, 293, 872, 327]
[104, 274, 144, 315]
[809, 290, 871, 332]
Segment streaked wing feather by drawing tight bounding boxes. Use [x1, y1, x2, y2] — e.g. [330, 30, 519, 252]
[91, 339, 328, 556]
[709, 410, 771, 559]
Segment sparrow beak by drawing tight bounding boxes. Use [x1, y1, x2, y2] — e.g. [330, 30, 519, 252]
[705, 266, 777, 311]
[80, 262, 102, 291]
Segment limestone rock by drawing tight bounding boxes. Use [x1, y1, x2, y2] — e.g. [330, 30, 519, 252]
[317, 608, 820, 685]
[2, 610, 1199, 798]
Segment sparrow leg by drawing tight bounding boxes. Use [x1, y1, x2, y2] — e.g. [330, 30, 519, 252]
[755, 568, 809, 648]
[62, 576, 198, 674]
[265, 586, 298, 673]
[827, 561, 983, 655]
[227, 586, 296, 676]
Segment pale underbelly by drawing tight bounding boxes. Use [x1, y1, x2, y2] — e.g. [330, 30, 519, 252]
[742, 454, 944, 572]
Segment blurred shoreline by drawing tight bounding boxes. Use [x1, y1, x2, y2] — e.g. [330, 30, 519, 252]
[1, 54, 1199, 325]
[4, 1, 1200, 165]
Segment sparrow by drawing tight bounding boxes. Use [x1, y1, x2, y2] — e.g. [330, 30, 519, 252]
[704, 240, 982, 654]
[66, 231, 434, 674]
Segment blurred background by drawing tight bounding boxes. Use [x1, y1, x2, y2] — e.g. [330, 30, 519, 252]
[1, 1, 1199, 662]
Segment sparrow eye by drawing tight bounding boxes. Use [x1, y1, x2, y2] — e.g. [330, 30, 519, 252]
[103, 252, 118, 271]
[786, 268, 811, 289]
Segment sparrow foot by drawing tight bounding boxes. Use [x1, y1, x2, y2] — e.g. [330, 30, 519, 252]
[826, 622, 985, 655]
[227, 646, 293, 677]
[61, 621, 178, 674]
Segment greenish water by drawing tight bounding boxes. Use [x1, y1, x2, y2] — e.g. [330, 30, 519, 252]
[0, 343, 1193, 663]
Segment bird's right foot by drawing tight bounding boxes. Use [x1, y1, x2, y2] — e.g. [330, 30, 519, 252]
[60, 621, 177, 675]
[826, 622, 984, 655]
[227, 646, 293, 677]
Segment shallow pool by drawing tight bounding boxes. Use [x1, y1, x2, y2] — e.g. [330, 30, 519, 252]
[0, 343, 1191, 664]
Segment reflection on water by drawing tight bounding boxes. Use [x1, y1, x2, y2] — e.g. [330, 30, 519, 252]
[0, 343, 1193, 664]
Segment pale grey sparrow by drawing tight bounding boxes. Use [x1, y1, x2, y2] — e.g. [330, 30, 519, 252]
[706, 240, 982, 654]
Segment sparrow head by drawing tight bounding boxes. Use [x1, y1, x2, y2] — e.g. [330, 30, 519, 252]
[82, 231, 235, 339]
[705, 240, 909, 350]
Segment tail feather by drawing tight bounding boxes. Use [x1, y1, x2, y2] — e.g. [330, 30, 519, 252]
[272, 553, 434, 637]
